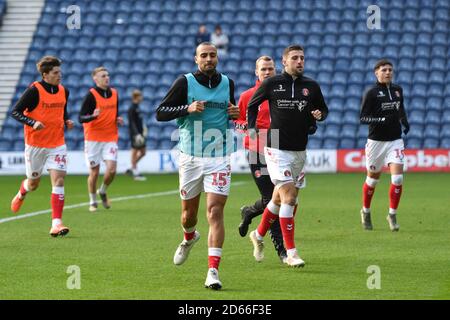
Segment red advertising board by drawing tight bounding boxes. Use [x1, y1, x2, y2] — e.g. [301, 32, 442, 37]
[337, 149, 450, 172]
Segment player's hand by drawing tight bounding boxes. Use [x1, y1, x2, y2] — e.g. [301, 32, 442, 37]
[134, 134, 145, 145]
[227, 102, 240, 120]
[65, 119, 74, 130]
[92, 108, 100, 118]
[311, 110, 322, 120]
[33, 121, 44, 130]
[188, 100, 205, 113]
[117, 117, 124, 126]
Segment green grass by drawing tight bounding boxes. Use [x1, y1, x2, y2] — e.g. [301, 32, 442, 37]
[0, 173, 448, 299]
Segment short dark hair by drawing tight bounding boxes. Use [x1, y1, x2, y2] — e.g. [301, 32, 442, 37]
[282, 45, 304, 58]
[36, 56, 61, 75]
[374, 59, 393, 71]
[195, 42, 217, 55]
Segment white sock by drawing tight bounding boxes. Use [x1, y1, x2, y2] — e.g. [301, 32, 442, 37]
[52, 218, 62, 227]
[99, 183, 108, 194]
[132, 168, 139, 176]
[389, 208, 397, 215]
[255, 230, 264, 241]
[362, 207, 371, 214]
[279, 203, 294, 218]
[89, 193, 96, 204]
[267, 200, 280, 215]
[287, 248, 298, 256]
[208, 247, 222, 257]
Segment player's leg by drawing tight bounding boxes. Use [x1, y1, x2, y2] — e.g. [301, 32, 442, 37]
[386, 140, 405, 231]
[11, 145, 44, 213]
[132, 147, 147, 180]
[45, 145, 69, 237]
[173, 153, 203, 266]
[84, 141, 102, 211]
[204, 192, 227, 290]
[202, 157, 231, 290]
[97, 142, 118, 209]
[49, 169, 69, 237]
[361, 139, 385, 230]
[239, 151, 272, 236]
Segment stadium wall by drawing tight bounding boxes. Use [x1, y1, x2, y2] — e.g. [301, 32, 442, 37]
[0, 149, 448, 175]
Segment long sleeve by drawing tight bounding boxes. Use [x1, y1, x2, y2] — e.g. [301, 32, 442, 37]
[156, 76, 190, 121]
[78, 92, 97, 123]
[128, 105, 140, 136]
[313, 85, 328, 121]
[247, 81, 269, 130]
[10, 86, 39, 127]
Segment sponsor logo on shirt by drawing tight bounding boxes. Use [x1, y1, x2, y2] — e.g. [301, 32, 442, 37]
[298, 100, 308, 111]
[274, 84, 286, 92]
[302, 88, 309, 96]
[377, 91, 385, 97]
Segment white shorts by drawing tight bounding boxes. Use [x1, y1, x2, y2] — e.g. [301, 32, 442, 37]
[365, 139, 405, 173]
[84, 141, 118, 168]
[25, 144, 67, 179]
[264, 147, 306, 189]
[178, 152, 231, 200]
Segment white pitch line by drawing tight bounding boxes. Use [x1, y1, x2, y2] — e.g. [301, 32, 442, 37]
[0, 181, 247, 225]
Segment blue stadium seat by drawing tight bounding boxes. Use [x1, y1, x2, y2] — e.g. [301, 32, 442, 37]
[324, 124, 340, 137]
[423, 138, 439, 149]
[308, 137, 322, 149]
[340, 124, 357, 139]
[408, 125, 424, 139]
[440, 125, 450, 138]
[405, 138, 422, 149]
[323, 138, 339, 149]
[425, 111, 441, 125]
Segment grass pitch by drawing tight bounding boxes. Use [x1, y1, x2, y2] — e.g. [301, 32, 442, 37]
[0, 173, 448, 299]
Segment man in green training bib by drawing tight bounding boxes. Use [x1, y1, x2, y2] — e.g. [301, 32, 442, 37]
[156, 42, 239, 290]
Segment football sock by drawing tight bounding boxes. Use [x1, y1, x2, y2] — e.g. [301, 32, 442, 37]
[256, 200, 280, 238]
[51, 186, 64, 222]
[18, 179, 30, 200]
[279, 204, 295, 250]
[208, 247, 222, 270]
[362, 177, 379, 212]
[89, 193, 96, 204]
[183, 226, 196, 242]
[389, 175, 403, 214]
[99, 183, 108, 194]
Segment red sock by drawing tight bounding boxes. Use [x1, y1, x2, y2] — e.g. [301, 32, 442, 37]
[362, 183, 376, 209]
[208, 256, 221, 269]
[389, 184, 402, 210]
[51, 193, 64, 220]
[279, 217, 295, 250]
[184, 230, 196, 241]
[257, 207, 278, 237]
[19, 180, 28, 198]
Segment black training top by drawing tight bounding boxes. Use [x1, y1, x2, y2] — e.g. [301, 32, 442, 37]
[360, 82, 409, 141]
[247, 72, 328, 151]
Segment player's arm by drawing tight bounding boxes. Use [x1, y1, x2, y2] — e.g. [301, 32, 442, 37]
[78, 92, 99, 123]
[156, 76, 191, 121]
[247, 80, 269, 130]
[63, 89, 74, 129]
[234, 91, 249, 132]
[10, 86, 39, 128]
[310, 84, 329, 122]
[115, 92, 124, 126]
[227, 78, 239, 120]
[128, 105, 140, 136]
[398, 88, 409, 134]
